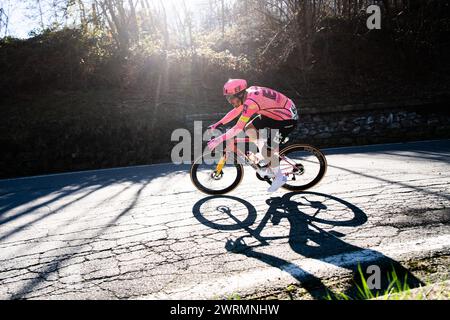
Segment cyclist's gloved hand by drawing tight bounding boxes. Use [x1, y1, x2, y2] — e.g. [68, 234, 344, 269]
[208, 123, 220, 130]
[207, 137, 221, 151]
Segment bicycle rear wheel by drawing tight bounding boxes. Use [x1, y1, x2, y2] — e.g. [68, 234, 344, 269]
[274, 144, 327, 191]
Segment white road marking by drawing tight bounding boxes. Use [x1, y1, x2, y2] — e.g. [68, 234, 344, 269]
[1, 139, 448, 183]
[138, 234, 450, 299]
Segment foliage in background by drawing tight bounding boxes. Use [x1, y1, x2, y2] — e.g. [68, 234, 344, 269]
[0, 1, 449, 178]
[1, 0, 449, 97]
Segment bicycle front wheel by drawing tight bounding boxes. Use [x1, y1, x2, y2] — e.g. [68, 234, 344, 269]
[190, 153, 244, 195]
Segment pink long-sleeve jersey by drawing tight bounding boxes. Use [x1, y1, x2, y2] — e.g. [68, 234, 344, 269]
[214, 86, 298, 142]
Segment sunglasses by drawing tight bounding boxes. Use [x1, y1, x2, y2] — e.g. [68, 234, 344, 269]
[226, 95, 236, 104]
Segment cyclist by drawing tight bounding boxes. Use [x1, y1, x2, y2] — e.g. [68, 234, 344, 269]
[207, 79, 299, 192]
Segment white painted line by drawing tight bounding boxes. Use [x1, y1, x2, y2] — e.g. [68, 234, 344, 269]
[137, 234, 450, 299]
[0, 162, 185, 183]
[1, 139, 449, 183]
[322, 138, 450, 152]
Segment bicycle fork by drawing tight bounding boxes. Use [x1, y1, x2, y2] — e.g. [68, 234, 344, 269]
[215, 154, 227, 175]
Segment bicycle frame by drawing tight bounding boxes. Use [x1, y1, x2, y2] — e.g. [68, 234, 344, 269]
[213, 137, 299, 176]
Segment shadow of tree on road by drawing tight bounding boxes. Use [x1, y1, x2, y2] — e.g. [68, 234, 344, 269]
[0, 164, 193, 299]
[8, 178, 153, 299]
[0, 164, 190, 242]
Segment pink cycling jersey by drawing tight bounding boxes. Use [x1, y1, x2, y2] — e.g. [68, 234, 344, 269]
[213, 86, 298, 143]
[243, 86, 297, 121]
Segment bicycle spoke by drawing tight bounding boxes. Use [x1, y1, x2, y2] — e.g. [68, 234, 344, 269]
[279, 147, 326, 189]
[194, 163, 240, 192]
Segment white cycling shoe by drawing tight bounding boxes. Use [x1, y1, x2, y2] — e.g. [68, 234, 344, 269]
[268, 168, 287, 193]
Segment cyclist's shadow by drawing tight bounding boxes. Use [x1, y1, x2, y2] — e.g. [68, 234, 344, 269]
[192, 192, 423, 299]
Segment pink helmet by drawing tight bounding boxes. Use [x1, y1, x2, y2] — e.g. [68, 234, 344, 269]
[223, 79, 247, 96]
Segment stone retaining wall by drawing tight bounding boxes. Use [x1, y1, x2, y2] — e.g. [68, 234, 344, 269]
[184, 99, 450, 148]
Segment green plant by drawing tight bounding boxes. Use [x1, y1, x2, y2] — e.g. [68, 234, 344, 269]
[286, 284, 296, 293]
[226, 292, 242, 300]
[325, 264, 415, 300]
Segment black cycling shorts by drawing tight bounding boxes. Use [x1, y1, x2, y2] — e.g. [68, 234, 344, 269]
[249, 115, 298, 148]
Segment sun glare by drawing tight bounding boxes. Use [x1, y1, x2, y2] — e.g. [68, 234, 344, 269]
[161, 0, 211, 23]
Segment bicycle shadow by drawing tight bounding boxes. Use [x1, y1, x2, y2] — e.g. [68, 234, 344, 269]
[192, 192, 423, 299]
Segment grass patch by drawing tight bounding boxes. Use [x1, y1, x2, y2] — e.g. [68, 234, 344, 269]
[325, 264, 417, 300]
[225, 293, 242, 300]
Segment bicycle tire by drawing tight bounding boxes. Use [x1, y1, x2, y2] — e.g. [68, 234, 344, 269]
[190, 153, 244, 195]
[264, 144, 327, 191]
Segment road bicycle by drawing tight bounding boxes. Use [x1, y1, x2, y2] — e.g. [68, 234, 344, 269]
[190, 126, 327, 195]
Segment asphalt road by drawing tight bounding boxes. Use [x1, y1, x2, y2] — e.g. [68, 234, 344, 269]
[0, 139, 449, 299]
